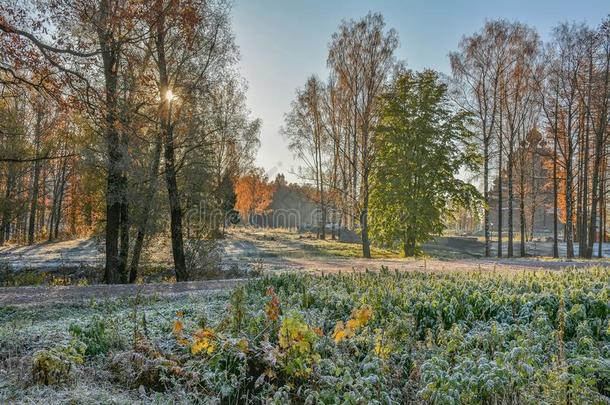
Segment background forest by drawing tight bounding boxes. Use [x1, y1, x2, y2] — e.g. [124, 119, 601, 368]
[0, 0, 261, 283]
[281, 14, 610, 261]
[1, 3, 610, 283]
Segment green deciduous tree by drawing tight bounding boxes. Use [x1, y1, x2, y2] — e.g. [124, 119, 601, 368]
[370, 70, 481, 256]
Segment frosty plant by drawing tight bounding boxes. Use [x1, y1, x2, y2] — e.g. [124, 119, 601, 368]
[172, 311, 218, 355]
[277, 314, 321, 378]
[265, 286, 280, 322]
[333, 305, 373, 343]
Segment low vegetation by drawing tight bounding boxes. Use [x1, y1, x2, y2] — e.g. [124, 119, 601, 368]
[2, 267, 609, 403]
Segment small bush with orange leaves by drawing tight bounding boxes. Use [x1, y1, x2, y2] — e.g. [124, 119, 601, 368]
[332, 305, 373, 343]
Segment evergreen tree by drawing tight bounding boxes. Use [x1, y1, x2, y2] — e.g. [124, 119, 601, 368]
[370, 70, 481, 256]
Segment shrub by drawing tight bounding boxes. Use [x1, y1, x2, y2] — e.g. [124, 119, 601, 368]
[69, 316, 124, 356]
[109, 350, 180, 391]
[31, 341, 85, 385]
[184, 239, 222, 279]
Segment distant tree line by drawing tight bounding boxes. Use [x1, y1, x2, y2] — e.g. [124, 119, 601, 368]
[452, 18, 610, 259]
[284, 13, 610, 258]
[283, 13, 480, 257]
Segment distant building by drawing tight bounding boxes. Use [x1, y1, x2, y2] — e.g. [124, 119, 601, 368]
[487, 129, 559, 239]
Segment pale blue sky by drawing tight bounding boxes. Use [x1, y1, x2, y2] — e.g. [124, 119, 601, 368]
[232, 0, 608, 182]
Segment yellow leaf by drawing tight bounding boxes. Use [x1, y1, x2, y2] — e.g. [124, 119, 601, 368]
[352, 306, 372, 327]
[191, 328, 217, 355]
[173, 320, 184, 335]
[374, 333, 392, 359]
[346, 318, 360, 330]
[332, 321, 354, 343]
[191, 339, 206, 355]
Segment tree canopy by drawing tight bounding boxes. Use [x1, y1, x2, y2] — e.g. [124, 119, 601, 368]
[370, 70, 481, 256]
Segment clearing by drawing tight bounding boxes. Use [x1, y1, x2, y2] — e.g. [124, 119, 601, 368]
[1, 228, 609, 307]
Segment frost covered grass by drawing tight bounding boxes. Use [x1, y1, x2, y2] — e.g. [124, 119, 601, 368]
[1, 266, 610, 404]
[0, 263, 248, 287]
[228, 227, 402, 259]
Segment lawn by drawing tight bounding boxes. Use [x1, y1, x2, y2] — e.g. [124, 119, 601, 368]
[1, 267, 609, 404]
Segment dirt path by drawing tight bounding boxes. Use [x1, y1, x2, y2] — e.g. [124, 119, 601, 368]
[2, 229, 609, 307]
[0, 278, 246, 307]
[259, 256, 610, 273]
[2, 256, 605, 307]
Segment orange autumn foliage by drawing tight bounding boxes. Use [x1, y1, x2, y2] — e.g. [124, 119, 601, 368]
[235, 171, 275, 222]
[541, 115, 575, 227]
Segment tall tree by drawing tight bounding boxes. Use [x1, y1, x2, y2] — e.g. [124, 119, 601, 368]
[283, 76, 328, 239]
[498, 23, 540, 257]
[27, 98, 44, 245]
[550, 23, 588, 259]
[370, 70, 480, 256]
[450, 21, 509, 257]
[586, 18, 610, 258]
[327, 13, 398, 258]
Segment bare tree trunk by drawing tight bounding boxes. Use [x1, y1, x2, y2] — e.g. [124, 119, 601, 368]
[403, 227, 416, 257]
[104, 126, 122, 282]
[39, 166, 46, 237]
[578, 99, 590, 258]
[587, 47, 609, 258]
[497, 112, 503, 258]
[352, 99, 358, 233]
[566, 102, 575, 259]
[50, 160, 63, 239]
[164, 114, 188, 281]
[519, 139, 526, 257]
[53, 158, 68, 240]
[566, 151, 575, 258]
[118, 178, 129, 282]
[47, 171, 58, 241]
[483, 139, 491, 257]
[361, 121, 371, 259]
[361, 188, 371, 258]
[529, 145, 536, 242]
[98, 0, 125, 284]
[553, 94, 559, 258]
[154, 1, 187, 281]
[313, 114, 326, 239]
[0, 166, 15, 245]
[318, 135, 326, 240]
[588, 133, 603, 258]
[600, 166, 606, 258]
[507, 133, 514, 258]
[129, 135, 162, 283]
[576, 126, 583, 257]
[28, 108, 43, 245]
